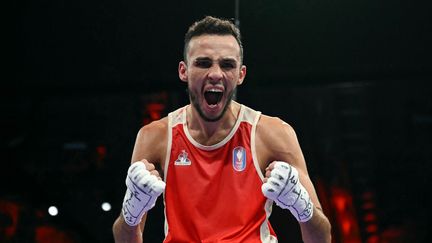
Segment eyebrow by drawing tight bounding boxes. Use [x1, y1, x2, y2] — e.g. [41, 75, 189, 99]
[194, 57, 238, 63]
[194, 57, 212, 62]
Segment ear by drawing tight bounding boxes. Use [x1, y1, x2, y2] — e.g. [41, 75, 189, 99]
[178, 61, 188, 82]
[237, 65, 247, 85]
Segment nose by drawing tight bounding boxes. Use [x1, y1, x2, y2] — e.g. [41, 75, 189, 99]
[207, 64, 223, 82]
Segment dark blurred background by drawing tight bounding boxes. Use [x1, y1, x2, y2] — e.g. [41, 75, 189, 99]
[4, 0, 431, 242]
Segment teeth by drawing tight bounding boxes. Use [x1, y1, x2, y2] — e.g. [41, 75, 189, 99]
[206, 88, 223, 93]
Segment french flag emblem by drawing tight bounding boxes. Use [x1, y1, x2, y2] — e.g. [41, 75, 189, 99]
[233, 146, 246, 172]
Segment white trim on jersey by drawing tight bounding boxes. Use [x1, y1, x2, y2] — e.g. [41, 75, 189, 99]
[163, 107, 176, 237]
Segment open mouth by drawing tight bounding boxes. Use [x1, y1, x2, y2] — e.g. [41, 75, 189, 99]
[204, 89, 223, 106]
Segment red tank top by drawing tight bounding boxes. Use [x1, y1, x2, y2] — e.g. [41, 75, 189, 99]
[163, 104, 278, 242]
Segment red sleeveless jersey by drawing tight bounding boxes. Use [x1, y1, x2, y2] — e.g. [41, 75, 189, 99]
[163, 104, 278, 242]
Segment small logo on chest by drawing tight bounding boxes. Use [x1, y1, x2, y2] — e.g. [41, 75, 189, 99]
[233, 146, 246, 171]
[174, 150, 192, 166]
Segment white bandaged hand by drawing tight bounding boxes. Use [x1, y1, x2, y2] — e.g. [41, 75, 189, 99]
[122, 161, 166, 226]
[261, 161, 313, 222]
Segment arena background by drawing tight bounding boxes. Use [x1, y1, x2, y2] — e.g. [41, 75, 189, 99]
[5, 0, 431, 242]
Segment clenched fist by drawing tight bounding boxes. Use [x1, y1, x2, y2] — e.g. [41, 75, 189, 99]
[122, 160, 165, 226]
[262, 161, 313, 222]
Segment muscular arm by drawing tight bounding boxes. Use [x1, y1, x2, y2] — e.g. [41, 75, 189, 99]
[256, 116, 331, 243]
[112, 119, 168, 243]
[113, 215, 147, 243]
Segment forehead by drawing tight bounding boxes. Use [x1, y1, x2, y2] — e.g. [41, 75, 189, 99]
[187, 35, 241, 61]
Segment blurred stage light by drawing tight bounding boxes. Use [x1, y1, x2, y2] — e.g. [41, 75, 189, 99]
[48, 206, 58, 216]
[101, 202, 111, 212]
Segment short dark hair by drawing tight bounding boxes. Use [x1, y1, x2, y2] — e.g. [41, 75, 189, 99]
[183, 16, 243, 63]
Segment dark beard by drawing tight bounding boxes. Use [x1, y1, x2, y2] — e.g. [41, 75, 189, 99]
[188, 87, 237, 122]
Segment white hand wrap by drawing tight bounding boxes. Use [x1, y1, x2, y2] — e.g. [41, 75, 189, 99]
[122, 162, 166, 226]
[262, 161, 313, 222]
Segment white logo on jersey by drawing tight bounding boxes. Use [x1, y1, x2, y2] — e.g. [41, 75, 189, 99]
[174, 150, 191, 166]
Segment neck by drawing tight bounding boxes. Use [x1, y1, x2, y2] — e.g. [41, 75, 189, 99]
[187, 102, 241, 145]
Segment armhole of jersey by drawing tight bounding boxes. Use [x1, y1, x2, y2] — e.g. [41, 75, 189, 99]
[251, 111, 265, 181]
[163, 111, 173, 237]
[164, 112, 173, 181]
[253, 116, 277, 242]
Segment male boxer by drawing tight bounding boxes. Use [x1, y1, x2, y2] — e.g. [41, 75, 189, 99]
[113, 16, 331, 243]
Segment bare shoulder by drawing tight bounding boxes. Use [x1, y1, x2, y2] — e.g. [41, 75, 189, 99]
[137, 117, 168, 141]
[131, 117, 168, 167]
[256, 115, 297, 148]
[255, 114, 301, 168]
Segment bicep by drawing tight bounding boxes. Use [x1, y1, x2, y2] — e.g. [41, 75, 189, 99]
[130, 123, 167, 168]
[131, 127, 154, 163]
